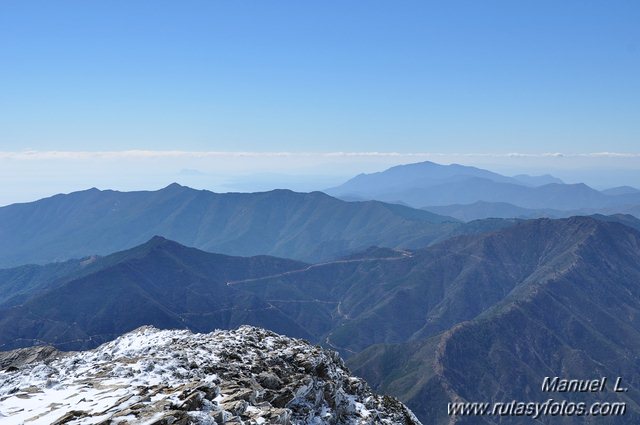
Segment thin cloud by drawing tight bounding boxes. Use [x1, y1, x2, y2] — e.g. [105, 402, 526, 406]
[0, 150, 639, 160]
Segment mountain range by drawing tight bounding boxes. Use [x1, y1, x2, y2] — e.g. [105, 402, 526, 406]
[2, 165, 640, 425]
[423, 201, 640, 222]
[0, 184, 460, 268]
[2, 215, 640, 424]
[326, 161, 640, 219]
[0, 183, 543, 269]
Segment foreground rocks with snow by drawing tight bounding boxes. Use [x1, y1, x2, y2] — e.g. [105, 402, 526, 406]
[0, 326, 421, 424]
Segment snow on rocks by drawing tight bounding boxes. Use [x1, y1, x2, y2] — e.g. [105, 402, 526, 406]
[0, 326, 421, 424]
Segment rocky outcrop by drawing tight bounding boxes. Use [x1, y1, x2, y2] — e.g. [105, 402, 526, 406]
[0, 345, 65, 372]
[0, 326, 421, 424]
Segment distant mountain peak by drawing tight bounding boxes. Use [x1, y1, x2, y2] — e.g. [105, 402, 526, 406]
[326, 160, 524, 201]
[325, 160, 626, 211]
[393, 160, 438, 168]
[146, 234, 171, 245]
[512, 173, 564, 186]
[163, 182, 188, 190]
[107, 235, 191, 263]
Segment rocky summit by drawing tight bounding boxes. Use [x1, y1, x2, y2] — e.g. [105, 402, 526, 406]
[0, 326, 421, 425]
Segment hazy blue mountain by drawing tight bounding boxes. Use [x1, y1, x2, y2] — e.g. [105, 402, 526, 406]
[511, 173, 564, 186]
[423, 201, 565, 221]
[327, 161, 640, 212]
[602, 185, 640, 196]
[325, 161, 521, 198]
[588, 204, 640, 219]
[424, 201, 640, 223]
[394, 179, 609, 210]
[0, 184, 460, 268]
[588, 213, 640, 232]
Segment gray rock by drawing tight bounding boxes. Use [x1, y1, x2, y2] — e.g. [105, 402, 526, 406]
[0, 326, 422, 424]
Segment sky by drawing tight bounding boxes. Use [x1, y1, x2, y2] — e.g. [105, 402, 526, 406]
[1, 1, 639, 204]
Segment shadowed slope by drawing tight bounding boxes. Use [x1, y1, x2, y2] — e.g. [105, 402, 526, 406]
[0, 237, 309, 350]
[349, 218, 640, 424]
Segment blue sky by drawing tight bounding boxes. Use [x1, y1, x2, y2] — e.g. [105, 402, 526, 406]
[1, 1, 639, 203]
[2, 0, 639, 152]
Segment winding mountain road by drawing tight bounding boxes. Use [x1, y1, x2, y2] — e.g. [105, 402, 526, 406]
[226, 249, 413, 287]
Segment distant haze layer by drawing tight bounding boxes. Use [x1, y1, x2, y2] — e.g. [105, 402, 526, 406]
[1, 150, 640, 206]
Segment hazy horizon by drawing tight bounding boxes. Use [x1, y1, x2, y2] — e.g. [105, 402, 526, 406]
[2, 150, 639, 206]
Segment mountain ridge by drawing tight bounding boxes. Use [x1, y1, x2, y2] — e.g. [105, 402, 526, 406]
[349, 217, 640, 424]
[0, 184, 459, 267]
[2, 216, 640, 424]
[326, 161, 640, 213]
[0, 236, 310, 350]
